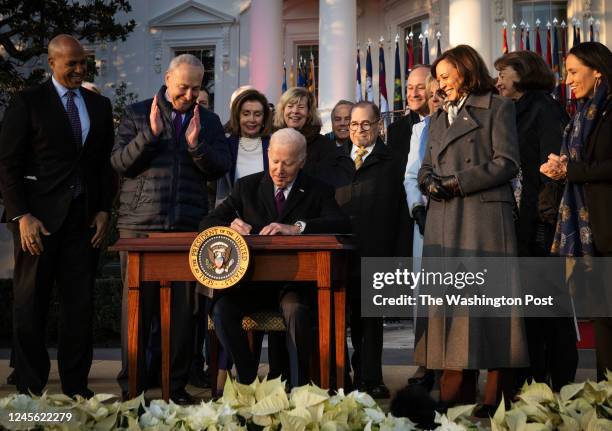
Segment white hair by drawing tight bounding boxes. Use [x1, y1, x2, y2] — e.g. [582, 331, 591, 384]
[269, 128, 307, 161]
[167, 54, 204, 73]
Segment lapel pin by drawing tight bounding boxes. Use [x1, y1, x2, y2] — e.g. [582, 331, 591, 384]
[299, 188, 304, 192]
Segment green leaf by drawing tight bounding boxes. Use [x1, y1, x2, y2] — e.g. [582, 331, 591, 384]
[583, 382, 608, 405]
[586, 417, 612, 431]
[518, 404, 551, 423]
[279, 410, 308, 431]
[94, 411, 119, 431]
[493, 394, 506, 425]
[447, 404, 477, 422]
[120, 393, 145, 412]
[251, 388, 290, 416]
[559, 413, 581, 431]
[560, 384, 585, 403]
[518, 383, 555, 405]
[581, 408, 598, 430]
[252, 414, 273, 427]
[505, 409, 527, 431]
[292, 386, 330, 409]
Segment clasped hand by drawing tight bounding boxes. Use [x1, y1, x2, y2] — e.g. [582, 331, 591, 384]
[419, 173, 461, 201]
[150, 94, 201, 148]
[540, 153, 568, 181]
[230, 218, 300, 235]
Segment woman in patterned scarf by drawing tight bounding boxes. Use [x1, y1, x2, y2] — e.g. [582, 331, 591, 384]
[540, 41, 612, 381]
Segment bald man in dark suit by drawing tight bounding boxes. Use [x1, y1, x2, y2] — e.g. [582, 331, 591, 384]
[0, 35, 115, 398]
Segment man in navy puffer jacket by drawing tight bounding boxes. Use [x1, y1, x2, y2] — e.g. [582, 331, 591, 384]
[111, 54, 230, 403]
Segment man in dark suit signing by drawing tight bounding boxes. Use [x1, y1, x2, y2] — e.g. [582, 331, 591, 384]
[0, 34, 115, 397]
[111, 53, 230, 404]
[200, 127, 350, 388]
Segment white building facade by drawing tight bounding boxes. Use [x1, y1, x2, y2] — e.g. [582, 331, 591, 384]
[86, 0, 611, 126]
[0, 0, 610, 277]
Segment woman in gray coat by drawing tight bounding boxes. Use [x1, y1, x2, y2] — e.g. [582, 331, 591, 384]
[416, 45, 528, 411]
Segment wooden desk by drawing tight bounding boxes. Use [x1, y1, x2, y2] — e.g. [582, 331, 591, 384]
[110, 233, 352, 400]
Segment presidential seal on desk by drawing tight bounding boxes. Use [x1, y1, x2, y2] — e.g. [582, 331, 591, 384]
[189, 227, 250, 289]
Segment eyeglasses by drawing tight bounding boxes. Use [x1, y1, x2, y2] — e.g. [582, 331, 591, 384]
[349, 120, 379, 131]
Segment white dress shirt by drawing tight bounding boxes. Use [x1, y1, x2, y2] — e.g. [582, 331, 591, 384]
[274, 180, 295, 199]
[52, 76, 90, 144]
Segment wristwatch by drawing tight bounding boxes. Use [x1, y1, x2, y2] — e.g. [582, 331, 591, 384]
[294, 220, 306, 234]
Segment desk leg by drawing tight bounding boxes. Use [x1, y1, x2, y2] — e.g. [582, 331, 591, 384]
[334, 286, 346, 389]
[160, 281, 171, 402]
[127, 253, 141, 400]
[316, 251, 331, 389]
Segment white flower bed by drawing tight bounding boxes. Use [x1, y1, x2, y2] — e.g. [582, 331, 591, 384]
[1, 373, 611, 430]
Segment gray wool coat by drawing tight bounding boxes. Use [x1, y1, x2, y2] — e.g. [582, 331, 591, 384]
[414, 92, 529, 370]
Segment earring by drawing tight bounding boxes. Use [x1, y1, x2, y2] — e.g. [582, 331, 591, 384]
[594, 76, 601, 93]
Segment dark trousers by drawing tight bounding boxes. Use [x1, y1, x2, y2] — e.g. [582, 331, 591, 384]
[348, 276, 383, 385]
[594, 250, 612, 381]
[10, 197, 93, 396]
[595, 317, 612, 381]
[518, 317, 578, 391]
[117, 230, 195, 393]
[211, 284, 313, 388]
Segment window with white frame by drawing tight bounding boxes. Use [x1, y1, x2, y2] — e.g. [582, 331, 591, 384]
[402, 16, 429, 67]
[174, 47, 215, 110]
[296, 44, 319, 98]
[514, 1, 567, 32]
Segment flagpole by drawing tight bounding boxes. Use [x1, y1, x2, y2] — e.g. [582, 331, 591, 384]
[560, 20, 567, 108]
[418, 33, 424, 64]
[393, 34, 403, 119]
[282, 61, 287, 93]
[535, 19, 542, 56]
[436, 31, 442, 59]
[365, 39, 373, 102]
[511, 23, 517, 52]
[378, 36, 389, 128]
[519, 20, 525, 50]
[502, 21, 508, 54]
[546, 21, 552, 67]
[356, 44, 363, 102]
[525, 22, 531, 51]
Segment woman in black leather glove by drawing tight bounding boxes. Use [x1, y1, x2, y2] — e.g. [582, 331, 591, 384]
[415, 45, 526, 411]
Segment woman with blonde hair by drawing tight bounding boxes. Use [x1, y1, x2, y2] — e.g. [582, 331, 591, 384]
[274, 87, 334, 171]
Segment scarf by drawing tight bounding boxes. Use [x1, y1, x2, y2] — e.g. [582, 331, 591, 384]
[551, 83, 610, 257]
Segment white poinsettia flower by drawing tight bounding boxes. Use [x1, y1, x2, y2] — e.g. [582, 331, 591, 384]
[10, 394, 35, 410]
[364, 407, 386, 423]
[139, 411, 160, 428]
[348, 390, 376, 408]
[434, 413, 468, 431]
[379, 414, 418, 431]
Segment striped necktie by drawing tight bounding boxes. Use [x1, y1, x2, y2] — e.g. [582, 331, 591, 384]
[354, 146, 368, 170]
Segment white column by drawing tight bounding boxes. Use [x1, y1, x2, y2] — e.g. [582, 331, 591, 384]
[249, 0, 283, 104]
[318, 0, 357, 134]
[448, 0, 492, 68]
